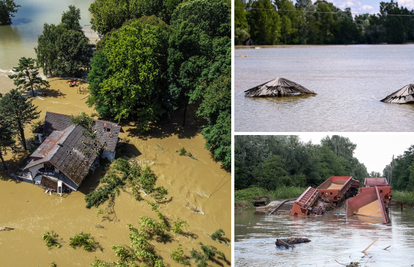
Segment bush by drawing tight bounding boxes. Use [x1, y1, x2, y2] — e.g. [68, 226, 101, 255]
[42, 230, 62, 249]
[69, 232, 98, 252]
[171, 247, 190, 265]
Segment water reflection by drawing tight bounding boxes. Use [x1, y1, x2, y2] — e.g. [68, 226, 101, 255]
[235, 208, 414, 266]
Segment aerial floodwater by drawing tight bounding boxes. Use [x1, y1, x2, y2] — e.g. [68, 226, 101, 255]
[0, 0, 95, 94]
[235, 208, 414, 266]
[235, 45, 414, 132]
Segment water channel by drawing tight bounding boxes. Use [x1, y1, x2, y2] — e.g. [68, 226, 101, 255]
[235, 208, 414, 266]
[235, 45, 414, 132]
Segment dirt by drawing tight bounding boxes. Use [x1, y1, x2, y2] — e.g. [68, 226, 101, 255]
[0, 78, 231, 266]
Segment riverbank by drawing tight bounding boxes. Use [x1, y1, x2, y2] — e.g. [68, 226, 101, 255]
[0, 78, 231, 266]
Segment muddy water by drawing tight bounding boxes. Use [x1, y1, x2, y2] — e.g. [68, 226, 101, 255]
[0, 79, 231, 266]
[235, 208, 414, 266]
[0, 0, 95, 95]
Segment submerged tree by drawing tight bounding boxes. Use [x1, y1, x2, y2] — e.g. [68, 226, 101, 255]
[8, 57, 50, 97]
[0, 88, 40, 150]
[0, 0, 20, 25]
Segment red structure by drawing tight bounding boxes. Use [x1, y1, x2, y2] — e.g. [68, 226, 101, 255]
[317, 176, 359, 206]
[361, 177, 392, 202]
[290, 187, 319, 216]
[346, 186, 389, 224]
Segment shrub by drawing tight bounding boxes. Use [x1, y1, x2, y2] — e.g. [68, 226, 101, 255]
[42, 230, 62, 249]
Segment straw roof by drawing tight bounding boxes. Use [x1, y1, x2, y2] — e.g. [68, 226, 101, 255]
[244, 77, 316, 97]
[381, 84, 414, 104]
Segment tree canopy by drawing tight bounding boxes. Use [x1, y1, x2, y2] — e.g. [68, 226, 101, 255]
[87, 0, 231, 169]
[35, 6, 91, 77]
[0, 103, 15, 170]
[235, 135, 369, 190]
[0, 88, 40, 150]
[8, 57, 50, 97]
[0, 0, 20, 25]
[235, 0, 414, 45]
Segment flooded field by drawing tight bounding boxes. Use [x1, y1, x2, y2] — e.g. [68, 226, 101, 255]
[235, 208, 414, 266]
[0, 79, 231, 266]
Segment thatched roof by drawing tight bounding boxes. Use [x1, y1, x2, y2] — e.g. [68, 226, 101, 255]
[381, 84, 414, 104]
[244, 77, 316, 97]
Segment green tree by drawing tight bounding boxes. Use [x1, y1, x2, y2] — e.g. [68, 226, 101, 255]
[0, 88, 40, 150]
[0, 108, 15, 170]
[35, 6, 91, 77]
[8, 57, 50, 97]
[88, 17, 171, 129]
[61, 5, 82, 31]
[89, 0, 131, 35]
[234, 0, 250, 44]
[247, 0, 281, 45]
[0, 0, 20, 25]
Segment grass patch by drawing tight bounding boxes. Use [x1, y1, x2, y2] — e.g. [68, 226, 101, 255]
[393, 190, 414, 205]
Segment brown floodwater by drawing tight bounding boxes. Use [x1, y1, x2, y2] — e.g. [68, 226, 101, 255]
[0, 79, 231, 266]
[235, 208, 414, 266]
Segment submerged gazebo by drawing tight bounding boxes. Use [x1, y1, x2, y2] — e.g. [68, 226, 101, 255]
[244, 77, 316, 97]
[381, 84, 414, 104]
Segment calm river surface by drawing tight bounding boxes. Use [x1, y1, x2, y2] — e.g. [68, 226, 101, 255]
[0, 0, 94, 94]
[235, 208, 414, 266]
[235, 45, 414, 132]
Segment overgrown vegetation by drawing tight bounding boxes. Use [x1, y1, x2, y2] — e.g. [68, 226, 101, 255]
[236, 135, 369, 191]
[171, 247, 190, 265]
[210, 229, 227, 244]
[86, 0, 230, 169]
[393, 191, 414, 205]
[69, 232, 98, 252]
[235, 186, 305, 209]
[190, 242, 227, 267]
[42, 230, 62, 249]
[236, 0, 414, 45]
[85, 158, 168, 209]
[383, 145, 414, 191]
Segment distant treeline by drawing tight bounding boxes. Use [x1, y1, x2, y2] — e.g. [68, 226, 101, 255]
[383, 145, 414, 191]
[235, 0, 414, 45]
[235, 135, 369, 190]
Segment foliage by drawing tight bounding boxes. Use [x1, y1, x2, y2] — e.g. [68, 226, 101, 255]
[8, 57, 50, 97]
[69, 232, 98, 251]
[86, 159, 168, 208]
[171, 247, 190, 265]
[383, 145, 414, 191]
[0, 88, 40, 150]
[235, 135, 368, 191]
[87, 18, 170, 130]
[35, 6, 91, 77]
[0, 105, 15, 170]
[236, 0, 414, 45]
[393, 190, 414, 205]
[42, 230, 62, 249]
[210, 229, 226, 243]
[0, 0, 20, 25]
[61, 5, 82, 31]
[190, 242, 226, 267]
[172, 218, 188, 234]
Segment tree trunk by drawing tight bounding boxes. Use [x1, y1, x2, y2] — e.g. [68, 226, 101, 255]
[275, 238, 311, 247]
[17, 119, 27, 150]
[0, 150, 7, 170]
[182, 100, 188, 127]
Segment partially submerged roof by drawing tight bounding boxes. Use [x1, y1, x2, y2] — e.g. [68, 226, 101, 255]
[244, 77, 316, 97]
[43, 111, 122, 152]
[381, 84, 414, 104]
[24, 124, 99, 186]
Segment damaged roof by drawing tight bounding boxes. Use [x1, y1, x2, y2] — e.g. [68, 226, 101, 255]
[43, 111, 122, 152]
[24, 124, 99, 186]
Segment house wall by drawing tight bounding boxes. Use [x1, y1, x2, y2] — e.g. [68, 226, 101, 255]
[28, 164, 44, 181]
[101, 150, 116, 161]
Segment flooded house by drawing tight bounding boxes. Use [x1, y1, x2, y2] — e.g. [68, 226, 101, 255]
[13, 112, 122, 193]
